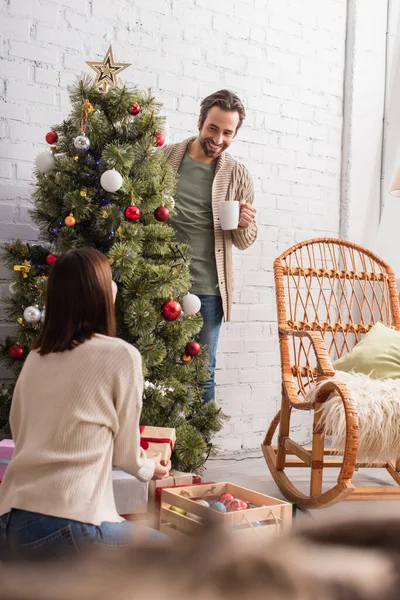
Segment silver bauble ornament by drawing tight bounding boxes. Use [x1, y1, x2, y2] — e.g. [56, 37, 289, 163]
[73, 134, 91, 151]
[35, 151, 55, 173]
[100, 169, 123, 193]
[40, 308, 46, 323]
[23, 305, 41, 324]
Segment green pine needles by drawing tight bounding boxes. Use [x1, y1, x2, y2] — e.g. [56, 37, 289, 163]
[0, 77, 225, 473]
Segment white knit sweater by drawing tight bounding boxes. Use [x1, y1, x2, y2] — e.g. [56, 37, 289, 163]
[0, 335, 155, 526]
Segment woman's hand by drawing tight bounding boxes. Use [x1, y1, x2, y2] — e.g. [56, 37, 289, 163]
[151, 454, 172, 480]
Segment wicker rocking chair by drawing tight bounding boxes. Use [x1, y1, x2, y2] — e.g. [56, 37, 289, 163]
[262, 238, 400, 509]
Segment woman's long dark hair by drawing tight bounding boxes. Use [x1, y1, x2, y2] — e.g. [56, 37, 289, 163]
[32, 248, 116, 355]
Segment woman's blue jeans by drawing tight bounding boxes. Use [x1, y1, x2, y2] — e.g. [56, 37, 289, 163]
[0, 509, 167, 562]
[198, 295, 224, 404]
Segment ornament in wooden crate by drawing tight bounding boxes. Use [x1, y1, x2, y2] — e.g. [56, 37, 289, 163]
[160, 482, 292, 541]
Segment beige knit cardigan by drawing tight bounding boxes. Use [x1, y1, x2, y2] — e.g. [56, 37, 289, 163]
[162, 137, 257, 321]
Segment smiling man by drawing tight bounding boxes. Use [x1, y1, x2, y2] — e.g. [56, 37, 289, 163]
[162, 90, 257, 404]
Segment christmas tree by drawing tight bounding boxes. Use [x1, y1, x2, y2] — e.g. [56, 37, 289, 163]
[0, 50, 224, 472]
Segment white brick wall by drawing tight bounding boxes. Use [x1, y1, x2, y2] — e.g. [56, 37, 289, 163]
[0, 0, 347, 452]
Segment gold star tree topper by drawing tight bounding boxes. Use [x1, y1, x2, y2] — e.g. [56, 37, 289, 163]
[86, 45, 131, 92]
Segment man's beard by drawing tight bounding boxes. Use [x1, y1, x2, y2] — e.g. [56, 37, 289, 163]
[198, 133, 227, 159]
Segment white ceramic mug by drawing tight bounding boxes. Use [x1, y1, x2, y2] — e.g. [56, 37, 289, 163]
[218, 201, 240, 230]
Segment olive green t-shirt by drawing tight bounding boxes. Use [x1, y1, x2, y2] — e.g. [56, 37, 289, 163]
[171, 152, 220, 296]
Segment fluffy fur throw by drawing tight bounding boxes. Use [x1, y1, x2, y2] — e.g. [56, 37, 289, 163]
[306, 371, 400, 463]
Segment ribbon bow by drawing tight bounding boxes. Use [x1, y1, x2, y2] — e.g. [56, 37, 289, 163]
[13, 260, 31, 278]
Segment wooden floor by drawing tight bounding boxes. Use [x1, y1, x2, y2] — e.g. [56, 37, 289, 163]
[204, 452, 400, 524]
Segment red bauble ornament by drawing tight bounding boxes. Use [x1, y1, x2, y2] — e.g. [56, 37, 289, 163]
[162, 300, 182, 321]
[46, 254, 57, 266]
[186, 341, 201, 357]
[8, 344, 24, 360]
[227, 498, 249, 512]
[128, 102, 140, 115]
[154, 131, 165, 147]
[219, 492, 235, 506]
[154, 206, 170, 222]
[45, 131, 58, 144]
[124, 206, 141, 221]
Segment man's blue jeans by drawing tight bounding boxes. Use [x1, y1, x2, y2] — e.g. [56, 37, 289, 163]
[0, 509, 167, 562]
[198, 295, 224, 404]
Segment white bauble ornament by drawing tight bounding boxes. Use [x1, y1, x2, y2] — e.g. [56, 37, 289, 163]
[163, 192, 175, 209]
[100, 169, 123, 193]
[35, 151, 55, 173]
[23, 305, 41, 324]
[196, 499, 209, 508]
[73, 134, 91, 151]
[40, 308, 45, 323]
[182, 293, 201, 316]
[111, 280, 118, 300]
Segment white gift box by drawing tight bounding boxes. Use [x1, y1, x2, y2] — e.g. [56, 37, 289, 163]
[112, 469, 149, 515]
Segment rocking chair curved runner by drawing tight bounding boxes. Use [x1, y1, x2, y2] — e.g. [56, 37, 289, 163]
[262, 238, 400, 509]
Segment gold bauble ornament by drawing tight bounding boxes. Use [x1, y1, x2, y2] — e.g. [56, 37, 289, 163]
[65, 213, 76, 227]
[181, 353, 192, 363]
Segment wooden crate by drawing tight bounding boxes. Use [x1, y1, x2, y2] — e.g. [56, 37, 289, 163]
[160, 482, 292, 541]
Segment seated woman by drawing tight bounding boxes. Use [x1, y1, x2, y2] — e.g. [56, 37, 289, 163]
[0, 247, 170, 561]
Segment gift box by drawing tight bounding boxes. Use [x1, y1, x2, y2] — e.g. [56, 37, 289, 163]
[0, 439, 14, 482]
[155, 480, 214, 508]
[140, 426, 176, 465]
[112, 469, 148, 515]
[149, 470, 202, 506]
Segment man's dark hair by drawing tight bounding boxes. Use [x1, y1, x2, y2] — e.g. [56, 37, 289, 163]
[199, 89, 246, 133]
